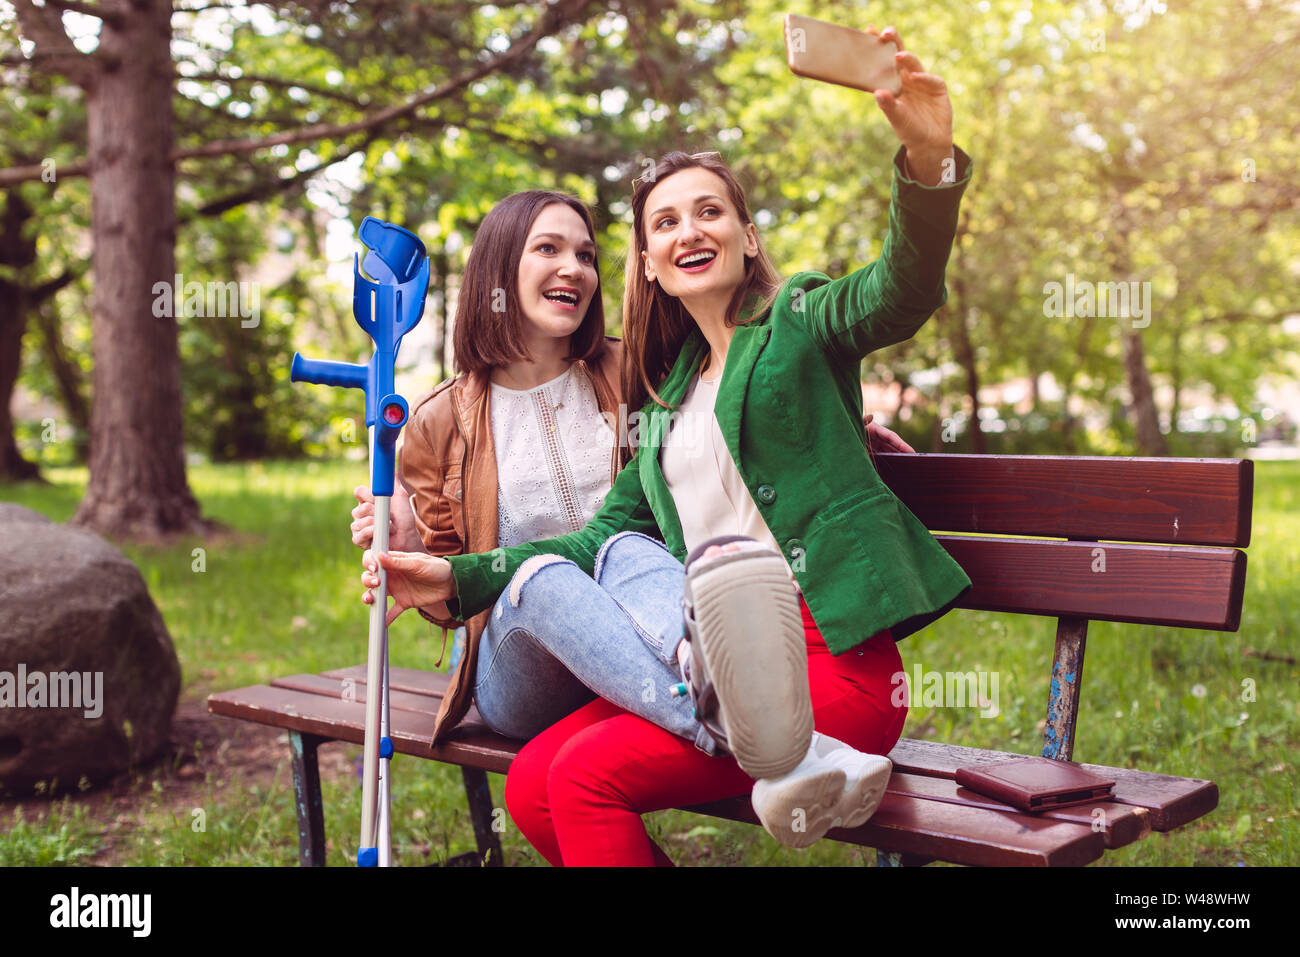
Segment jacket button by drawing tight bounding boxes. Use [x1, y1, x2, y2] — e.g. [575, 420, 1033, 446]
[756, 484, 776, 504]
[785, 538, 804, 558]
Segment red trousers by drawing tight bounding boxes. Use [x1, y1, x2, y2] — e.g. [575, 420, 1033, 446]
[503, 596, 907, 866]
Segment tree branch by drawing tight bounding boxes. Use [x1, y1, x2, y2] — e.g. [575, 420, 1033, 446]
[0, 0, 600, 186]
[174, 0, 595, 163]
[172, 1, 251, 11]
[12, 0, 97, 88]
[178, 69, 368, 108]
[1196, 310, 1296, 326]
[0, 158, 91, 186]
[42, 0, 127, 28]
[454, 115, 610, 169]
[30, 267, 82, 302]
[180, 131, 382, 221]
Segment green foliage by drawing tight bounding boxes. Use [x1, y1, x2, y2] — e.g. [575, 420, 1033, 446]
[696, 0, 1299, 453]
[7, 1, 1297, 465]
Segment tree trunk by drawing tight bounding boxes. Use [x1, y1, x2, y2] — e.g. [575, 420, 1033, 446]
[207, 288, 270, 461]
[955, 307, 985, 453]
[0, 188, 42, 482]
[1123, 328, 1168, 456]
[946, 279, 985, 453]
[439, 249, 453, 380]
[1058, 311, 1098, 455]
[1105, 191, 1167, 458]
[1169, 320, 1182, 439]
[72, 0, 208, 538]
[894, 370, 909, 421]
[31, 299, 90, 462]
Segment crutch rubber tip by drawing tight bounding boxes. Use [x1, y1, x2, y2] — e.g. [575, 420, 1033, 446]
[358, 847, 379, 867]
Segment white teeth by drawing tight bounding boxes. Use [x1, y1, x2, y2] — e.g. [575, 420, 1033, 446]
[677, 250, 716, 267]
[544, 290, 578, 304]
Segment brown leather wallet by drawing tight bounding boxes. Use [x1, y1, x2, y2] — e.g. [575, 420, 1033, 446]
[954, 757, 1116, 812]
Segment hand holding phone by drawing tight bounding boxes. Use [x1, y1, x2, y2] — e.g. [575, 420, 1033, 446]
[784, 15, 955, 185]
[784, 14, 901, 95]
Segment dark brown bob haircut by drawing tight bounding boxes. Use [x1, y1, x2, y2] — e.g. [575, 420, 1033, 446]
[452, 190, 607, 376]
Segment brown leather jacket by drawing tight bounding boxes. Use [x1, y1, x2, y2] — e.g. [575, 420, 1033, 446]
[398, 337, 626, 745]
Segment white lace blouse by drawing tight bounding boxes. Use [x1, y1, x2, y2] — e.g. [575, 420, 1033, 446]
[490, 365, 615, 549]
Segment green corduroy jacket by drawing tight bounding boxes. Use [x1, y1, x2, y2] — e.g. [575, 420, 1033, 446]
[446, 144, 975, 654]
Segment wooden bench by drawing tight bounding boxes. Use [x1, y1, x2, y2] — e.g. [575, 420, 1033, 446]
[208, 452, 1252, 866]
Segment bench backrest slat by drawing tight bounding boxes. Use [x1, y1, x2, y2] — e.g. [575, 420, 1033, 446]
[875, 454, 1253, 548]
[939, 536, 1246, 630]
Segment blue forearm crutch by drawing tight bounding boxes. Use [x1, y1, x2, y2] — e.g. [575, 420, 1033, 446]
[291, 216, 429, 867]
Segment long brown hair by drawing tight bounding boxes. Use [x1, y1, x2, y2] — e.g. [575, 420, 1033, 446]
[453, 191, 606, 376]
[622, 152, 784, 415]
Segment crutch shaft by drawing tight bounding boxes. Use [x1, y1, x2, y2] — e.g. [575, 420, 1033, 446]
[360, 494, 390, 855]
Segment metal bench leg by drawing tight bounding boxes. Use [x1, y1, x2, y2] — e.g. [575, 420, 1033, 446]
[1044, 616, 1089, 761]
[461, 767, 504, 867]
[289, 731, 328, 867]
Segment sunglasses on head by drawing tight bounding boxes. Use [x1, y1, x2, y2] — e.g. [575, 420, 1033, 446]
[633, 151, 723, 186]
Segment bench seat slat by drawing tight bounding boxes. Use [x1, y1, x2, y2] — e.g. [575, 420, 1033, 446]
[684, 784, 1105, 866]
[270, 674, 442, 715]
[860, 791, 1103, 866]
[888, 738, 1218, 831]
[882, 772, 1149, 849]
[876, 453, 1252, 547]
[208, 684, 519, 773]
[320, 665, 449, 697]
[939, 536, 1246, 630]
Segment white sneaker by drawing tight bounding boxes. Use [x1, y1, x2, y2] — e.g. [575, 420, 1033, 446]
[810, 732, 893, 830]
[750, 733, 892, 848]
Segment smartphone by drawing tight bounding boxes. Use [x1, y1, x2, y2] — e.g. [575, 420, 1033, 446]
[784, 13, 902, 96]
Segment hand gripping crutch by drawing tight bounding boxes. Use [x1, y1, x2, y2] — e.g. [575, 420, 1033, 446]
[290, 217, 429, 867]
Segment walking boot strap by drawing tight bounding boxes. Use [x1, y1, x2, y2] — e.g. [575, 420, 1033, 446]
[681, 534, 765, 758]
[681, 601, 730, 755]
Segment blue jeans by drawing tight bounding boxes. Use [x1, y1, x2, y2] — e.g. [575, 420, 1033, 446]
[473, 531, 720, 754]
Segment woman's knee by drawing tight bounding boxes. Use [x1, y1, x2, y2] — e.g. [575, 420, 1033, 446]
[809, 655, 908, 754]
[504, 739, 553, 828]
[500, 553, 579, 612]
[545, 731, 627, 814]
[593, 531, 672, 585]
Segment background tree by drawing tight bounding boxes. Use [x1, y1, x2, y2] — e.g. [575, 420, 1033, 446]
[2, 0, 750, 530]
[0, 56, 88, 480]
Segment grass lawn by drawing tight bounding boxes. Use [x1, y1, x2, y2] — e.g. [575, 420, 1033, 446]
[2, 459, 1297, 866]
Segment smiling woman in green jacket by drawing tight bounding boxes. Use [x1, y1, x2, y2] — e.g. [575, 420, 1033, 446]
[363, 25, 973, 865]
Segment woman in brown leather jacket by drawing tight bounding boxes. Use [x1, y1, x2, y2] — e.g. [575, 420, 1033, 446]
[353, 190, 624, 745]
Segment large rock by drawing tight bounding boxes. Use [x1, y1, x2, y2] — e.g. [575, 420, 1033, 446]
[0, 504, 181, 796]
[0, 503, 53, 525]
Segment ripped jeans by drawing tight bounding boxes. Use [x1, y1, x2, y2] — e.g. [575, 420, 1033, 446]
[472, 531, 722, 755]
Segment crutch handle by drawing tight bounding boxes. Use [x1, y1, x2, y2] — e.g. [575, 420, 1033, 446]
[290, 354, 367, 391]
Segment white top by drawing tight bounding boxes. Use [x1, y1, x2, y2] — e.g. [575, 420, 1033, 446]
[659, 367, 799, 586]
[490, 365, 615, 548]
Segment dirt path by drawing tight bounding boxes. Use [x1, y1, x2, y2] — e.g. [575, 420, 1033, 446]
[5, 698, 357, 865]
